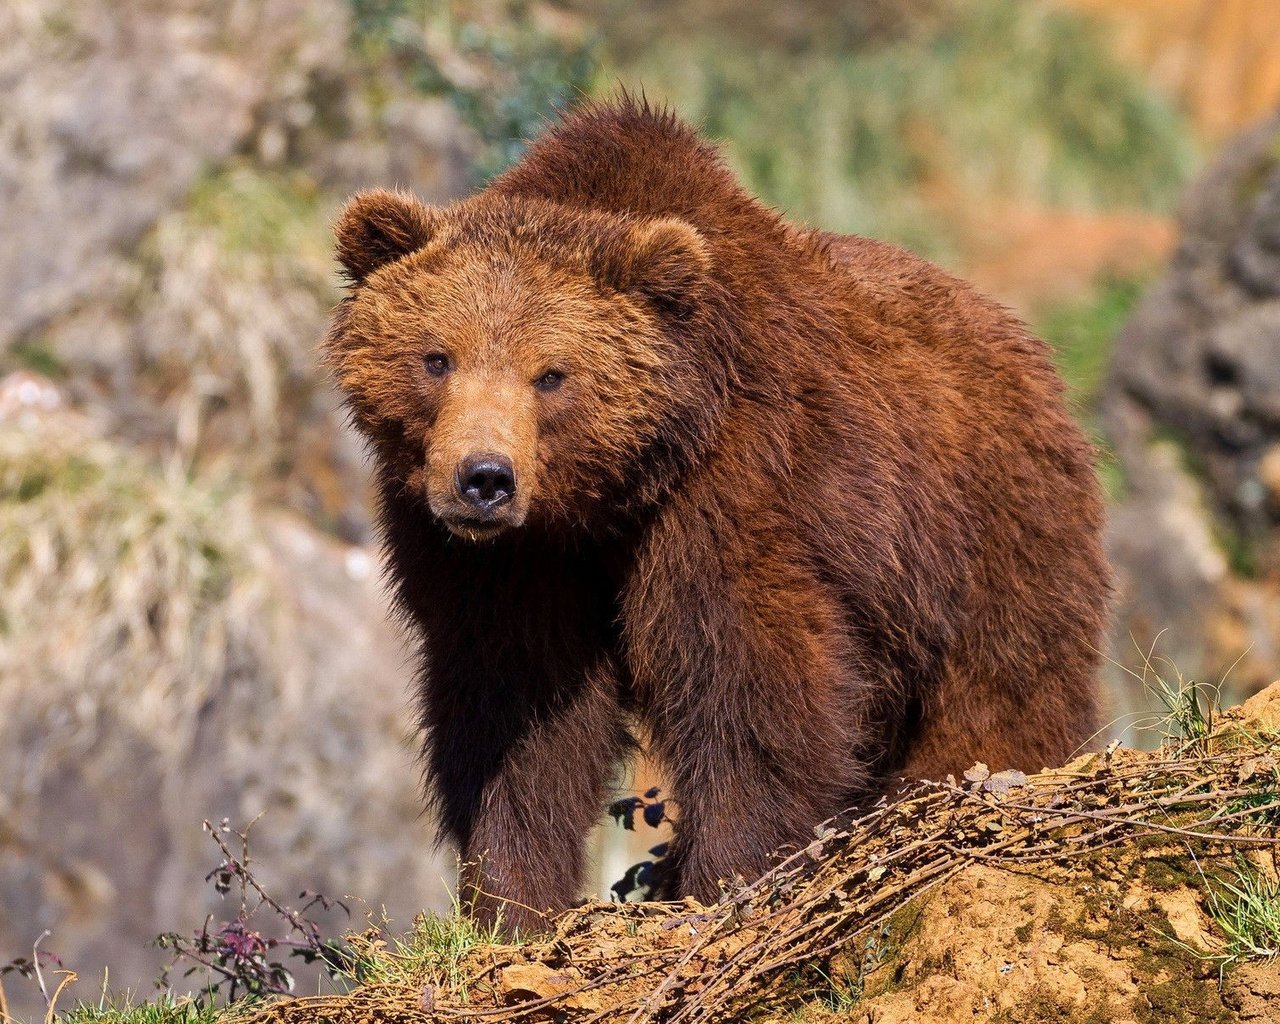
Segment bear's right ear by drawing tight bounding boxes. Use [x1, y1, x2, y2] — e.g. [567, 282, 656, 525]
[594, 218, 712, 320]
[335, 189, 439, 284]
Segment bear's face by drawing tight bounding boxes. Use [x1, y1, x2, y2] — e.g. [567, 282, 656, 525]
[326, 191, 713, 540]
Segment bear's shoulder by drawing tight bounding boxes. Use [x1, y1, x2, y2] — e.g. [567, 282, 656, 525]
[489, 95, 769, 237]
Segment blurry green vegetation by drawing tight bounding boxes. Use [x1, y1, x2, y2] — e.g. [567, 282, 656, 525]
[593, 0, 1194, 259]
[1036, 275, 1145, 409]
[184, 167, 333, 271]
[341, 0, 1198, 246]
[0, 419, 261, 723]
[1092, 443, 1125, 504]
[448, 21, 597, 180]
[127, 165, 342, 455]
[1033, 275, 1147, 502]
[1215, 520, 1261, 580]
[10, 339, 67, 378]
[350, 0, 598, 181]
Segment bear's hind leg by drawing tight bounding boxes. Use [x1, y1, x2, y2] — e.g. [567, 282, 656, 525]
[902, 657, 1098, 783]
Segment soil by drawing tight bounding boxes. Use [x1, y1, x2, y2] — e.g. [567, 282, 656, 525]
[248, 682, 1280, 1024]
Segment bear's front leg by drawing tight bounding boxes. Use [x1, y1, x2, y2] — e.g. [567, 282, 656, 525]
[647, 668, 873, 902]
[626, 518, 878, 903]
[423, 652, 629, 934]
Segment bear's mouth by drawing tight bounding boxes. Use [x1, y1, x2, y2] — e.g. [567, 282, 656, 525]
[441, 515, 513, 541]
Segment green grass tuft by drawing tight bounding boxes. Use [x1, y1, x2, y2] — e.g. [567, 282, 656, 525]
[343, 906, 508, 998]
[1208, 865, 1280, 967]
[57, 992, 222, 1024]
[1149, 673, 1217, 752]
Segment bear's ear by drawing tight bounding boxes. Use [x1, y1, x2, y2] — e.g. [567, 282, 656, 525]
[335, 189, 439, 284]
[597, 218, 712, 318]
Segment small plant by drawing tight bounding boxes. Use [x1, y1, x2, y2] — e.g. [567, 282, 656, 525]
[58, 992, 220, 1024]
[809, 967, 862, 1015]
[608, 788, 673, 902]
[1221, 789, 1280, 832]
[1121, 638, 1221, 754]
[1150, 673, 1216, 751]
[0, 934, 74, 1023]
[154, 819, 355, 1005]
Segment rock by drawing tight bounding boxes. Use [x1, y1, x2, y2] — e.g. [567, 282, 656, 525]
[1104, 432, 1231, 680]
[1233, 169, 1280, 296]
[983, 769, 1029, 796]
[1220, 677, 1280, 734]
[853, 860, 1242, 1024]
[857, 866, 1143, 1023]
[496, 961, 605, 1012]
[498, 963, 579, 1004]
[0, 0, 476, 350]
[0, 0, 302, 346]
[1153, 888, 1217, 950]
[0, 370, 67, 423]
[1103, 109, 1280, 694]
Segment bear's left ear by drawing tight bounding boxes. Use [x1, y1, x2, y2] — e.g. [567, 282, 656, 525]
[597, 218, 712, 318]
[335, 189, 440, 284]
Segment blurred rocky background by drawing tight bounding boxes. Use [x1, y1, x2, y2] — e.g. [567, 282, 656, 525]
[2, 0, 1279, 1012]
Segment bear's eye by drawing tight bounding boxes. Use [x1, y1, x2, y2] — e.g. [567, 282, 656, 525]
[424, 353, 451, 377]
[534, 369, 565, 392]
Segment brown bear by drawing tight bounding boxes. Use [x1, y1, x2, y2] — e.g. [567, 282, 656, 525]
[325, 96, 1109, 933]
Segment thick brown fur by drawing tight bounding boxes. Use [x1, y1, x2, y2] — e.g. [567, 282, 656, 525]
[325, 96, 1110, 933]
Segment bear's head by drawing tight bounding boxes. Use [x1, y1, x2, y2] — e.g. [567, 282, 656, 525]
[326, 189, 720, 541]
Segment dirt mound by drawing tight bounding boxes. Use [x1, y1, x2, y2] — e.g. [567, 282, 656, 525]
[847, 853, 1272, 1023]
[245, 684, 1280, 1024]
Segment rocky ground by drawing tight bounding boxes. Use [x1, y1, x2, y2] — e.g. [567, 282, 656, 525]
[223, 682, 1280, 1024]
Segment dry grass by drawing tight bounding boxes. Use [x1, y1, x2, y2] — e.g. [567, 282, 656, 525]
[131, 167, 339, 469]
[0, 413, 274, 795]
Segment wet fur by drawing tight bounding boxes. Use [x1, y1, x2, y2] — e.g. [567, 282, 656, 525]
[326, 96, 1110, 931]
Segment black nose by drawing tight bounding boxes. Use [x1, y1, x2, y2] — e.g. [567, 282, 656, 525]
[456, 455, 516, 510]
